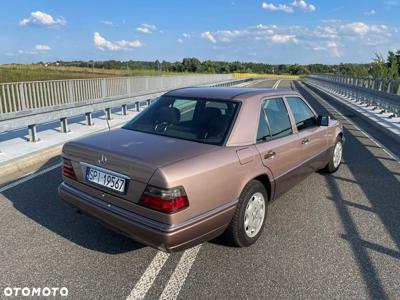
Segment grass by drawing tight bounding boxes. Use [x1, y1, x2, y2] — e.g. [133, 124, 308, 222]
[234, 72, 300, 79]
[0, 64, 186, 83]
[0, 65, 299, 84]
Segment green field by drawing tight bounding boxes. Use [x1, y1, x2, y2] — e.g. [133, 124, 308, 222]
[0, 64, 186, 83]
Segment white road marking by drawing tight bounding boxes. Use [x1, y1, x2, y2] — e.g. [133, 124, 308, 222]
[243, 78, 282, 88]
[0, 162, 62, 193]
[159, 245, 202, 300]
[299, 81, 400, 164]
[126, 251, 170, 300]
[272, 79, 281, 89]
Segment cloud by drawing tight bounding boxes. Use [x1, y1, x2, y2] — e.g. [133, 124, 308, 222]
[201, 31, 217, 43]
[291, 0, 316, 12]
[262, 2, 294, 13]
[340, 22, 389, 36]
[198, 20, 397, 61]
[136, 24, 156, 34]
[5, 49, 37, 56]
[270, 34, 297, 43]
[364, 9, 376, 15]
[262, 0, 315, 13]
[326, 41, 342, 57]
[35, 44, 51, 51]
[385, 1, 398, 6]
[5, 45, 51, 56]
[178, 33, 191, 43]
[19, 11, 66, 27]
[93, 32, 143, 51]
[311, 41, 342, 57]
[216, 30, 243, 42]
[100, 20, 114, 26]
[313, 26, 338, 39]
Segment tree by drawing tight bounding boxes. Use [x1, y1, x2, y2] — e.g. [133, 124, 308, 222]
[387, 51, 400, 79]
[370, 53, 389, 78]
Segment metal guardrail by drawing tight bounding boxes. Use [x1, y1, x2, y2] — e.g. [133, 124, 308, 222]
[305, 75, 400, 117]
[311, 74, 400, 95]
[0, 75, 252, 142]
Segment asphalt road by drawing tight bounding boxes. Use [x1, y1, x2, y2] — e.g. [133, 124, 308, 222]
[1, 79, 399, 299]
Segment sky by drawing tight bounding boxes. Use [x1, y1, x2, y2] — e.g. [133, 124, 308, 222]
[0, 0, 399, 65]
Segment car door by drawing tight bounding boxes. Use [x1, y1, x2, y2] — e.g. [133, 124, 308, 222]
[285, 96, 328, 172]
[255, 97, 304, 199]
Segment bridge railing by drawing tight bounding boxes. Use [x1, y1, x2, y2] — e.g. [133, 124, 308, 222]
[0, 74, 233, 116]
[304, 75, 400, 117]
[0, 74, 252, 142]
[309, 74, 400, 95]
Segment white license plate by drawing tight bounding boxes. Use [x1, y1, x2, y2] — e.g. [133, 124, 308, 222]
[86, 167, 126, 193]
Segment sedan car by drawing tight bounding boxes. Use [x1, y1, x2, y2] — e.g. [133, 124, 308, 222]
[58, 87, 344, 252]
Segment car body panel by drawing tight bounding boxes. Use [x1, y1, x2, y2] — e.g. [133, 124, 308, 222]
[256, 134, 304, 199]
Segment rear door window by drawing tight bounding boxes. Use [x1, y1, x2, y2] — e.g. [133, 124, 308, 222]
[262, 98, 292, 138]
[257, 108, 271, 142]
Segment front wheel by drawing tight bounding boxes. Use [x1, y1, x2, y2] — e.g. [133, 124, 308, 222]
[322, 137, 343, 173]
[224, 180, 268, 247]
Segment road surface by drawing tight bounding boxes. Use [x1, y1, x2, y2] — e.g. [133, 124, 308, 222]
[1, 79, 399, 299]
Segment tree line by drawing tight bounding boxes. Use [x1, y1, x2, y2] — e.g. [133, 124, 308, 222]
[49, 49, 400, 79]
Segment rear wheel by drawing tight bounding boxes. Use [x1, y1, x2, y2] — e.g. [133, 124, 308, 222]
[224, 180, 268, 247]
[322, 137, 343, 173]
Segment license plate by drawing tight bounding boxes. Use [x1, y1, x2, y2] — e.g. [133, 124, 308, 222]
[85, 167, 126, 193]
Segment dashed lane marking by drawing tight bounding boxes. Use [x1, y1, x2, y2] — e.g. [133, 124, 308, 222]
[272, 79, 281, 89]
[159, 245, 202, 300]
[126, 251, 170, 300]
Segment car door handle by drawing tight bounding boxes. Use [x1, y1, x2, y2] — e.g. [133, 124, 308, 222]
[264, 151, 276, 160]
[301, 138, 310, 145]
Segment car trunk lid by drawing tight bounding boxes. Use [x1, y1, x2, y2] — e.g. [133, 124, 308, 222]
[62, 128, 218, 204]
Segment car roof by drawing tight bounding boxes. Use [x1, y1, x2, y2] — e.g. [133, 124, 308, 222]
[164, 87, 299, 101]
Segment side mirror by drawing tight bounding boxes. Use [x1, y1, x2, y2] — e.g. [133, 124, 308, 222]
[317, 115, 330, 126]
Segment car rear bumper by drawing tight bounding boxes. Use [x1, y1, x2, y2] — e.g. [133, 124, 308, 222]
[58, 182, 237, 252]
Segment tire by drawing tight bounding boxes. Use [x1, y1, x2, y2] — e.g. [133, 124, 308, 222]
[322, 136, 343, 173]
[224, 180, 268, 247]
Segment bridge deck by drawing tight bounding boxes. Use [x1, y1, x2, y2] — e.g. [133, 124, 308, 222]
[0, 79, 399, 299]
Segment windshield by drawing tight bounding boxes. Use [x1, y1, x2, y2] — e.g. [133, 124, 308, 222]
[123, 96, 240, 145]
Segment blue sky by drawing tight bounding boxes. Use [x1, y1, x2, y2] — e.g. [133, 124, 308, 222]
[1, 0, 399, 64]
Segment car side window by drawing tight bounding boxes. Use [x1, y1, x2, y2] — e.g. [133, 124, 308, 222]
[286, 97, 316, 131]
[206, 101, 227, 115]
[171, 99, 197, 122]
[262, 98, 293, 138]
[257, 109, 271, 142]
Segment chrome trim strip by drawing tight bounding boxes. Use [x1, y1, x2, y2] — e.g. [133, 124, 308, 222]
[60, 182, 237, 233]
[80, 162, 131, 180]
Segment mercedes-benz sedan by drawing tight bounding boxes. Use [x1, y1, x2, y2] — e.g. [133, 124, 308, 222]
[58, 87, 344, 252]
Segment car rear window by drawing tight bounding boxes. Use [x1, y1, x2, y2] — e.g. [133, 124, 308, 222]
[123, 96, 239, 145]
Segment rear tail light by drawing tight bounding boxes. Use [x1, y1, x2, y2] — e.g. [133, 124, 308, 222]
[139, 186, 189, 213]
[62, 158, 76, 179]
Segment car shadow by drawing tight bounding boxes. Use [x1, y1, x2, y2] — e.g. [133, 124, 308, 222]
[1, 158, 144, 254]
[296, 81, 400, 299]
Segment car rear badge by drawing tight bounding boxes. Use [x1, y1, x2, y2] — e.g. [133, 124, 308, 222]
[98, 154, 108, 165]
